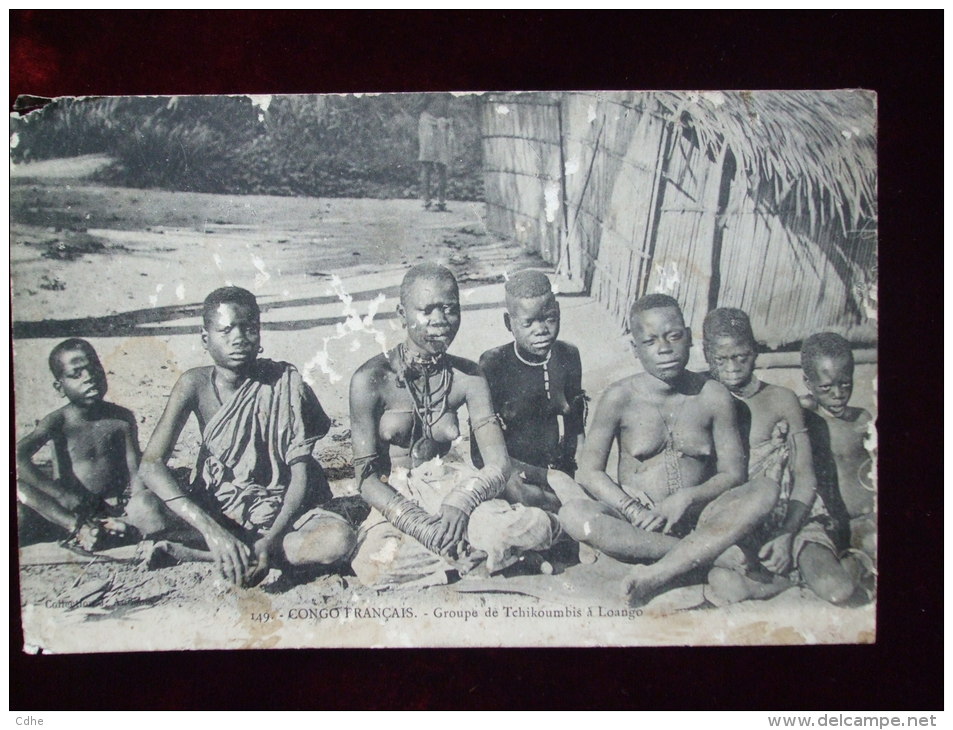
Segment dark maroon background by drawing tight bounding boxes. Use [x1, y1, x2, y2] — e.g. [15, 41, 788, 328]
[10, 10, 942, 710]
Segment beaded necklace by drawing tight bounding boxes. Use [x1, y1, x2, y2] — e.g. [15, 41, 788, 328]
[727, 378, 764, 401]
[391, 344, 454, 466]
[652, 394, 688, 496]
[512, 342, 552, 400]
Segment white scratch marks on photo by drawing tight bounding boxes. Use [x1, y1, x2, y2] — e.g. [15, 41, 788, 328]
[302, 274, 388, 387]
[653, 262, 680, 294]
[544, 181, 561, 223]
[247, 94, 272, 123]
[148, 283, 164, 307]
[251, 253, 271, 288]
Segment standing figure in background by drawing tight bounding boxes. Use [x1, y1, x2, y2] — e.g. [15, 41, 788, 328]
[418, 95, 453, 211]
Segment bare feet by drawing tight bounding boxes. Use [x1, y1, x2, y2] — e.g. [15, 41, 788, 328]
[623, 564, 667, 608]
[64, 517, 136, 553]
[141, 540, 177, 570]
[705, 565, 792, 607]
[451, 548, 487, 576]
[578, 542, 600, 564]
[841, 549, 877, 603]
[713, 544, 747, 571]
[141, 540, 212, 570]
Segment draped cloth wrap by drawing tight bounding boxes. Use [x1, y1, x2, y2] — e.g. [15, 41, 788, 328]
[193, 360, 324, 535]
[747, 419, 837, 566]
[418, 111, 452, 165]
[352, 457, 555, 586]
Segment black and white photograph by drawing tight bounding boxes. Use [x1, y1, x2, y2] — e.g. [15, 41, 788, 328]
[11, 89, 878, 652]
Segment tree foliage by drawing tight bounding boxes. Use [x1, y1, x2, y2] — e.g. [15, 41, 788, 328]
[11, 93, 484, 200]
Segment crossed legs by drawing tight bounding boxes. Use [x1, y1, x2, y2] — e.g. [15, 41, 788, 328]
[560, 477, 780, 607]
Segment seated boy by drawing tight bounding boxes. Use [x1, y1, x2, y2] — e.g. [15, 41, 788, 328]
[16, 338, 141, 551]
[558, 295, 778, 607]
[701, 309, 860, 606]
[136, 286, 356, 587]
[472, 270, 588, 512]
[799, 332, 876, 563]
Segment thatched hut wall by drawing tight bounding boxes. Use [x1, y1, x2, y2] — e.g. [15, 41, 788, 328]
[480, 94, 564, 263]
[561, 93, 667, 321]
[480, 91, 877, 347]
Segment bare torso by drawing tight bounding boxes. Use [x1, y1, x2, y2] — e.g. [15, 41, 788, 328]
[189, 366, 234, 431]
[369, 354, 472, 470]
[821, 407, 874, 518]
[736, 382, 802, 445]
[52, 402, 135, 499]
[615, 373, 716, 505]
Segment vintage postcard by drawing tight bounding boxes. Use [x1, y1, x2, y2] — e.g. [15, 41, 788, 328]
[11, 90, 877, 652]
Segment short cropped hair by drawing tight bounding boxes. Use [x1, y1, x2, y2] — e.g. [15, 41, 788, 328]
[48, 338, 99, 378]
[801, 332, 854, 381]
[703, 308, 756, 350]
[505, 270, 553, 300]
[628, 293, 683, 332]
[400, 263, 458, 306]
[202, 286, 260, 329]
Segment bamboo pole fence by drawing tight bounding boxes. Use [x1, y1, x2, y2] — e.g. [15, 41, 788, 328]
[480, 91, 877, 348]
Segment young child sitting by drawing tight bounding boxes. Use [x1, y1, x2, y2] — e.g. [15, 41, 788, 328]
[136, 286, 356, 587]
[799, 332, 876, 564]
[16, 338, 142, 551]
[472, 270, 589, 512]
[702, 309, 861, 606]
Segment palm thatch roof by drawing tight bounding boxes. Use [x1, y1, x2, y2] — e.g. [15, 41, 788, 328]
[629, 90, 877, 237]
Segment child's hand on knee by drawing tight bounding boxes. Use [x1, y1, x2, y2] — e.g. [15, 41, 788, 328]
[758, 532, 794, 574]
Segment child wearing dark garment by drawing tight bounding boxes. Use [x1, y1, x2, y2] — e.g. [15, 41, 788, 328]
[472, 270, 589, 513]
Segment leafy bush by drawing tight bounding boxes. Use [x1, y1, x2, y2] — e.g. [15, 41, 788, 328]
[11, 94, 485, 201]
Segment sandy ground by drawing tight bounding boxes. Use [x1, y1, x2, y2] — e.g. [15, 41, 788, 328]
[12, 159, 877, 652]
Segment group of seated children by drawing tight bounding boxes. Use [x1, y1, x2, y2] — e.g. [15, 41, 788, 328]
[16, 265, 875, 607]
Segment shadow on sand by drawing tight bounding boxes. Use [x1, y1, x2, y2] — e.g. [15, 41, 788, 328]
[14, 284, 506, 339]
